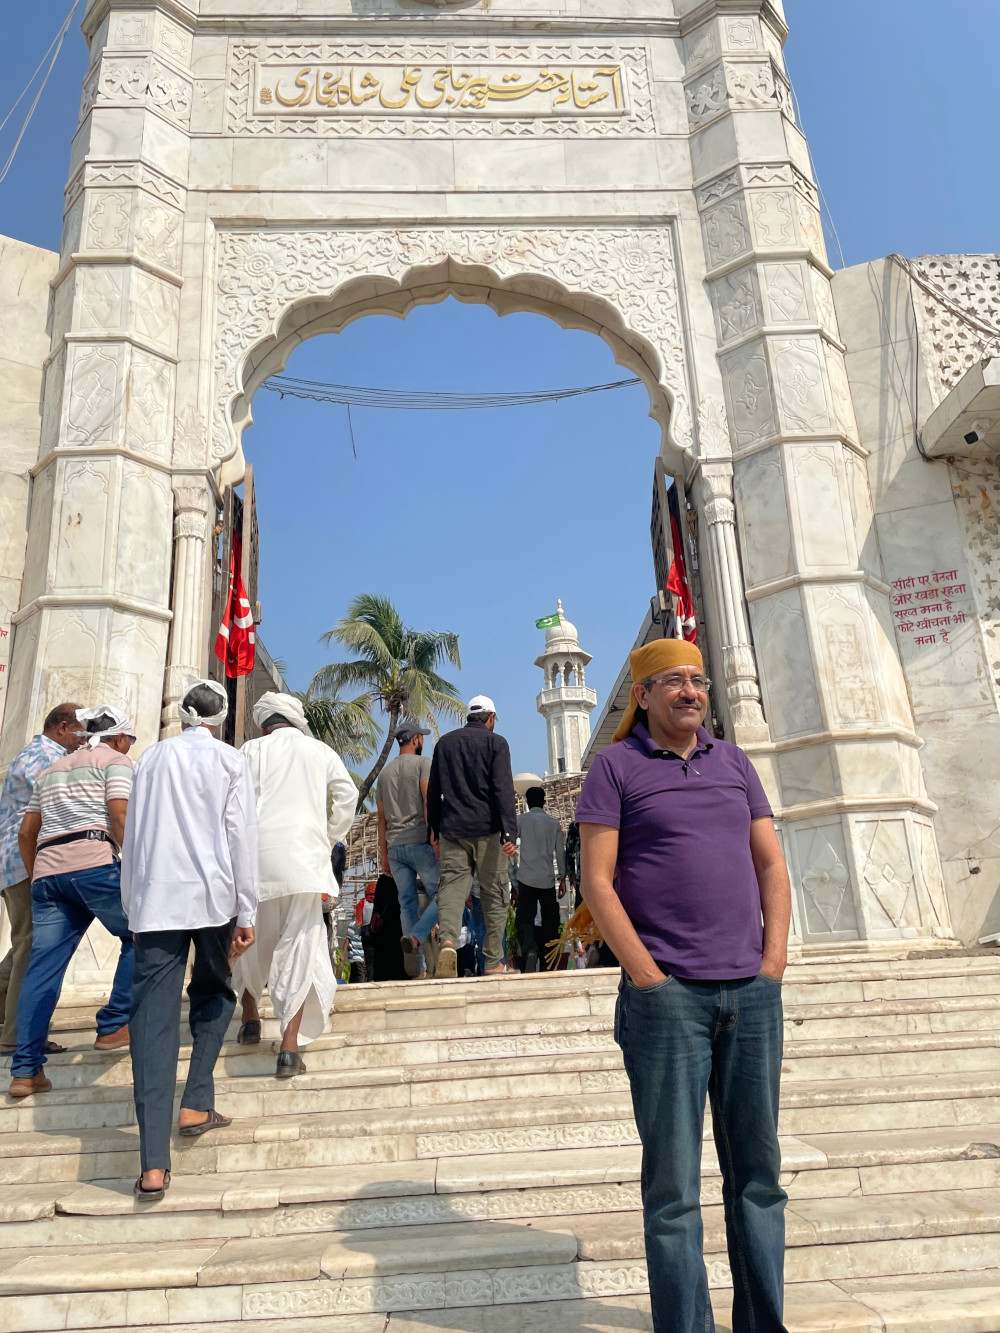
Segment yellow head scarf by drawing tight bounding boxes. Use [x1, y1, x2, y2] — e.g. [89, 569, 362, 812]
[612, 639, 704, 743]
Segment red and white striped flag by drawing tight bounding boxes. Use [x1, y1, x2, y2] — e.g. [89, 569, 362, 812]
[214, 530, 256, 677]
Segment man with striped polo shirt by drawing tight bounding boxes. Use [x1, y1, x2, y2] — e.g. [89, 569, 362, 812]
[8, 706, 136, 1098]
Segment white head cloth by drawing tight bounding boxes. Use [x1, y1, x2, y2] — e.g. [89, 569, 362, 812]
[178, 678, 229, 730]
[252, 691, 311, 735]
[76, 705, 134, 749]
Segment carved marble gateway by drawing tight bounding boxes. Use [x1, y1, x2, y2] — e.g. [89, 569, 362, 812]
[211, 226, 694, 460]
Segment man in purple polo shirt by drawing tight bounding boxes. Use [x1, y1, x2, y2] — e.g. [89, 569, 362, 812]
[577, 638, 791, 1333]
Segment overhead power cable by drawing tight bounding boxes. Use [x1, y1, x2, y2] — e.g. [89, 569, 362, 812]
[0, 0, 82, 187]
[261, 373, 643, 411]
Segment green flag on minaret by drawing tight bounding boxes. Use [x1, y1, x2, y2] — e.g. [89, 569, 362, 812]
[535, 613, 560, 629]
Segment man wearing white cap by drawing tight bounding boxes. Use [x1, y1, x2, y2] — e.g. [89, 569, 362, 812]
[9, 706, 136, 1098]
[427, 696, 518, 979]
[121, 680, 258, 1202]
[233, 692, 357, 1078]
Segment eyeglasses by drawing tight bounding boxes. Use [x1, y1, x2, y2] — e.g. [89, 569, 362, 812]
[641, 674, 711, 694]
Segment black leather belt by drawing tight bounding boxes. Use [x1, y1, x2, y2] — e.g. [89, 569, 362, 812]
[37, 829, 115, 852]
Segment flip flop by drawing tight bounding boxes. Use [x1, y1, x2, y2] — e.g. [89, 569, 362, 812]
[177, 1108, 232, 1137]
[236, 1020, 261, 1045]
[133, 1170, 171, 1202]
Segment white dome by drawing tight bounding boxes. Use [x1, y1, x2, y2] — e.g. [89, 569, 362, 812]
[545, 599, 579, 646]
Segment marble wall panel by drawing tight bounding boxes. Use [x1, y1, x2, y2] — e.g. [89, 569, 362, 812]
[750, 588, 823, 739]
[74, 265, 128, 335]
[124, 349, 174, 459]
[733, 447, 792, 587]
[788, 818, 860, 939]
[746, 188, 797, 250]
[64, 343, 125, 448]
[721, 340, 776, 449]
[130, 270, 180, 355]
[771, 336, 833, 435]
[83, 189, 135, 254]
[701, 197, 750, 271]
[775, 744, 836, 807]
[53, 459, 112, 592]
[39, 607, 104, 713]
[710, 266, 760, 343]
[759, 260, 810, 324]
[117, 465, 172, 605]
[853, 816, 922, 935]
[107, 610, 170, 750]
[807, 583, 884, 731]
[19, 467, 56, 605]
[786, 443, 854, 572]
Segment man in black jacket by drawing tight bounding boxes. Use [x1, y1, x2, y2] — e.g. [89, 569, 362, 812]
[426, 696, 517, 979]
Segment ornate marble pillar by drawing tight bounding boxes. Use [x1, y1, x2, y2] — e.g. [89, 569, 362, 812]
[683, 5, 952, 946]
[697, 464, 769, 742]
[161, 481, 213, 736]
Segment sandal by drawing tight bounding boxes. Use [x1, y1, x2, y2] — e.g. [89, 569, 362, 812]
[485, 964, 517, 975]
[236, 1020, 261, 1045]
[0, 1040, 65, 1056]
[134, 1170, 171, 1202]
[178, 1108, 232, 1137]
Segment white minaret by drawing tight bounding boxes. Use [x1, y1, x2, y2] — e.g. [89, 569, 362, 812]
[535, 600, 598, 775]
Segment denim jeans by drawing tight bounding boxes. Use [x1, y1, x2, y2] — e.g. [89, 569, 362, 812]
[388, 842, 440, 943]
[130, 920, 236, 1172]
[615, 971, 787, 1333]
[12, 863, 133, 1078]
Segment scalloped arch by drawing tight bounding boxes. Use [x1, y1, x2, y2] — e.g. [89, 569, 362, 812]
[210, 225, 694, 471]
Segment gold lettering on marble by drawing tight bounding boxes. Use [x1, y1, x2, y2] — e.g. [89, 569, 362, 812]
[258, 63, 626, 117]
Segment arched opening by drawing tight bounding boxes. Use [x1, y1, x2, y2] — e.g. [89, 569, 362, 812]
[218, 287, 665, 953]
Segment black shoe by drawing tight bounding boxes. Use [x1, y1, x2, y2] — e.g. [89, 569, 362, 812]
[275, 1050, 306, 1080]
[237, 1020, 261, 1045]
[525, 951, 539, 974]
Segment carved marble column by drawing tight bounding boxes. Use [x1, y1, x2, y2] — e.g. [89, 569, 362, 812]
[0, 3, 193, 767]
[697, 465, 768, 742]
[162, 482, 213, 736]
[683, 5, 952, 947]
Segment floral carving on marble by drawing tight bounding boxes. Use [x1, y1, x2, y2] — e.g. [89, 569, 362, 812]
[703, 200, 750, 270]
[861, 820, 916, 928]
[912, 255, 1000, 392]
[212, 226, 693, 461]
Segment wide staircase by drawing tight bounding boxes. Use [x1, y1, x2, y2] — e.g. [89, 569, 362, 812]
[2, 952, 1000, 1333]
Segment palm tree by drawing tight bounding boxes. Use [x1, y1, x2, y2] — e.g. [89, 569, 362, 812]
[296, 690, 379, 768]
[309, 593, 464, 811]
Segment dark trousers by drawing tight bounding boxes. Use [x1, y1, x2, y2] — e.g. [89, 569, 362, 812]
[12, 864, 133, 1078]
[616, 972, 787, 1333]
[515, 881, 560, 968]
[130, 919, 236, 1172]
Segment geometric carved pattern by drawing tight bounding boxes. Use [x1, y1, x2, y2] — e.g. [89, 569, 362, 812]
[212, 226, 693, 458]
[911, 255, 1000, 393]
[799, 830, 851, 932]
[227, 40, 655, 139]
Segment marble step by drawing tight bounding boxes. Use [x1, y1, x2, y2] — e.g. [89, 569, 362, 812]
[3, 1189, 1000, 1313]
[25, 1278, 1000, 1333]
[5, 1123, 1000, 1250]
[3, 1045, 997, 1141]
[19, 1022, 1000, 1099]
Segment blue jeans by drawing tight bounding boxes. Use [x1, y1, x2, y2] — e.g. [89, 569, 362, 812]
[615, 972, 787, 1333]
[13, 863, 133, 1078]
[389, 842, 440, 949]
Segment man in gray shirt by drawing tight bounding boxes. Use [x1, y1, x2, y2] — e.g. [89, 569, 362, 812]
[377, 722, 438, 978]
[515, 786, 566, 972]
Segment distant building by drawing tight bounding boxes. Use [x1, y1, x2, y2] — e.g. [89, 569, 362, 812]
[534, 601, 597, 776]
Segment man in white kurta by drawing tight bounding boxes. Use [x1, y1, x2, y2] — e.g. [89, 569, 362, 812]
[233, 692, 356, 1078]
[121, 679, 258, 1201]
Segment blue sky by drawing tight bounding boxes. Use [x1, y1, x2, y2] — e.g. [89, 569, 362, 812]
[2, 1, 997, 773]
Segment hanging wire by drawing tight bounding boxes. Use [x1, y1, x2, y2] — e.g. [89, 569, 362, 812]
[261, 373, 642, 411]
[0, 0, 82, 187]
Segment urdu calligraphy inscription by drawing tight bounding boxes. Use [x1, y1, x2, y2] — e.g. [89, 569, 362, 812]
[256, 62, 627, 118]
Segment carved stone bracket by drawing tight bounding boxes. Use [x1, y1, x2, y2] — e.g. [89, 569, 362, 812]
[210, 225, 694, 462]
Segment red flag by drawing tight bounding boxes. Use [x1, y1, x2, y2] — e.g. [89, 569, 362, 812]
[666, 512, 697, 643]
[214, 530, 256, 677]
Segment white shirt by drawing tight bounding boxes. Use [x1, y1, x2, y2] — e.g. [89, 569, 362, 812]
[121, 727, 259, 932]
[240, 727, 356, 903]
